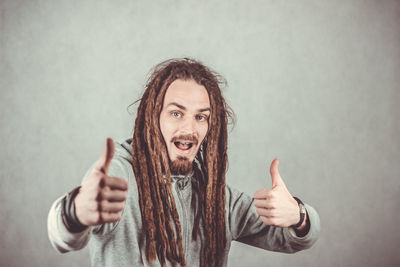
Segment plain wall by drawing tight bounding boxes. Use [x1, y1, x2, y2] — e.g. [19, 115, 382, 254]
[1, 0, 399, 266]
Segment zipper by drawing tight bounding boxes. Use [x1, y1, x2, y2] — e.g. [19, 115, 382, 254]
[175, 180, 189, 260]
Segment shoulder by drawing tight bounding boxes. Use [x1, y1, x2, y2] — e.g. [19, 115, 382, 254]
[225, 184, 253, 210]
[110, 138, 139, 199]
[107, 138, 134, 182]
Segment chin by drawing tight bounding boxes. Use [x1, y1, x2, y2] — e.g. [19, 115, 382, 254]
[170, 156, 193, 175]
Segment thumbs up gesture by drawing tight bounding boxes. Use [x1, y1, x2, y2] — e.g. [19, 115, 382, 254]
[74, 138, 129, 226]
[254, 159, 301, 228]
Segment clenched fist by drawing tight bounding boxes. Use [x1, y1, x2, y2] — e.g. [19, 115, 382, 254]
[254, 159, 305, 229]
[74, 138, 129, 226]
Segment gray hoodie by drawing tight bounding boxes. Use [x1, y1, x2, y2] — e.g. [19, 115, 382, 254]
[48, 139, 320, 266]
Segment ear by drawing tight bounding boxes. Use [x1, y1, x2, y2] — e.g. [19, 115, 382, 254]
[197, 142, 203, 154]
[200, 137, 208, 152]
[196, 140, 207, 165]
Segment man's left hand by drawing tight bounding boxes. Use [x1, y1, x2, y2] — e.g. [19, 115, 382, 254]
[254, 158, 302, 228]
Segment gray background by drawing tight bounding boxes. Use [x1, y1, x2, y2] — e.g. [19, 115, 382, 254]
[1, 0, 399, 266]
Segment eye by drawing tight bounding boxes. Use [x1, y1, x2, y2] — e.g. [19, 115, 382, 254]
[196, 114, 207, 121]
[171, 111, 181, 118]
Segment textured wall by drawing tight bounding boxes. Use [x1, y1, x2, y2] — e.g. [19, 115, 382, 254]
[1, 0, 399, 266]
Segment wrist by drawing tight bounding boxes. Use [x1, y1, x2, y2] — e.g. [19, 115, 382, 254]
[61, 186, 88, 233]
[293, 211, 310, 237]
[294, 211, 307, 230]
[291, 197, 306, 228]
[290, 197, 310, 237]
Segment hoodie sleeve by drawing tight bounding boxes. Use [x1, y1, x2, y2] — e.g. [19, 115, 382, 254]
[47, 194, 92, 253]
[227, 185, 320, 253]
[47, 152, 131, 253]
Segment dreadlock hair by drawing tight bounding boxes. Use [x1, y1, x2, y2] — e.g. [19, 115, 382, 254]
[131, 58, 233, 267]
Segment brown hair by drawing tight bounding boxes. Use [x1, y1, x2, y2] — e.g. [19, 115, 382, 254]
[131, 58, 233, 266]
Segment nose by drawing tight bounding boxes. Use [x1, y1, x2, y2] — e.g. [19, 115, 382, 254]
[180, 116, 196, 135]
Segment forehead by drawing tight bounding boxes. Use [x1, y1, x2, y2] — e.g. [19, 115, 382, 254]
[163, 79, 210, 109]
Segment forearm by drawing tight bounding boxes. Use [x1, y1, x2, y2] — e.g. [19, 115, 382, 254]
[230, 186, 319, 253]
[47, 194, 91, 253]
[286, 203, 320, 250]
[290, 211, 310, 237]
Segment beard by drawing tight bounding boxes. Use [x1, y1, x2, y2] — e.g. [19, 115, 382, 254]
[170, 156, 193, 175]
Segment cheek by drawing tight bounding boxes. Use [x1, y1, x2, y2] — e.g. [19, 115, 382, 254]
[198, 123, 209, 143]
[159, 115, 169, 142]
[159, 115, 176, 142]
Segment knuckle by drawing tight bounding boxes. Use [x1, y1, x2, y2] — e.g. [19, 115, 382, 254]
[99, 200, 107, 210]
[253, 202, 259, 209]
[97, 212, 103, 224]
[98, 175, 106, 188]
[256, 208, 261, 215]
[269, 201, 276, 209]
[100, 190, 108, 200]
[97, 202, 102, 212]
[100, 212, 109, 221]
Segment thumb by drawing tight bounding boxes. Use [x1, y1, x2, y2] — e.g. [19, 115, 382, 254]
[98, 138, 115, 174]
[270, 158, 284, 188]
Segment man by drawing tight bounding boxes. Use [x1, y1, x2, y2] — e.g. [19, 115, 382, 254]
[48, 58, 320, 267]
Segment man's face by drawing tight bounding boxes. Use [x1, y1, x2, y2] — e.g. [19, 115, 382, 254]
[159, 79, 210, 172]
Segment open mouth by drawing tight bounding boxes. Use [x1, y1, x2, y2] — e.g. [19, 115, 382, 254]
[174, 141, 193, 151]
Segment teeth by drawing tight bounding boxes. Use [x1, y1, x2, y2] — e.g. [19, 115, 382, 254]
[175, 141, 193, 150]
[177, 141, 191, 145]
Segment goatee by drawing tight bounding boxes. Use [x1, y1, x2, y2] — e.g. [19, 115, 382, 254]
[170, 156, 193, 175]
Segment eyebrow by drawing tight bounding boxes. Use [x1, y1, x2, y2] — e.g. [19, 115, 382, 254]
[167, 102, 211, 113]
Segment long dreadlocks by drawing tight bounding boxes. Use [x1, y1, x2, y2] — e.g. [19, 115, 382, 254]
[131, 58, 233, 266]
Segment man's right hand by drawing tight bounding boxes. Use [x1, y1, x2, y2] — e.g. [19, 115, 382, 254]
[74, 138, 129, 226]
